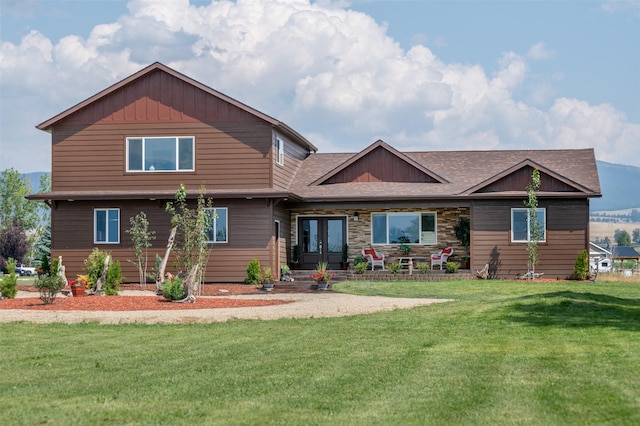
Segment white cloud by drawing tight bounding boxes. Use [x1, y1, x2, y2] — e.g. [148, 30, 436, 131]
[1, 0, 639, 173]
[527, 42, 554, 61]
[601, 0, 640, 17]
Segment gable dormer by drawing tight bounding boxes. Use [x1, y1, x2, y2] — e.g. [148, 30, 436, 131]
[462, 160, 592, 195]
[312, 140, 447, 185]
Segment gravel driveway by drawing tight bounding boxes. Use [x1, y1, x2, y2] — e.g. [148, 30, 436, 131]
[0, 290, 451, 324]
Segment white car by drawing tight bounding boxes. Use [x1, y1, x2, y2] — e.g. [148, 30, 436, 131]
[15, 264, 37, 276]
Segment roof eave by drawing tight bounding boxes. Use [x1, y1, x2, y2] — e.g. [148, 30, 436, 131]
[289, 191, 601, 203]
[27, 190, 299, 202]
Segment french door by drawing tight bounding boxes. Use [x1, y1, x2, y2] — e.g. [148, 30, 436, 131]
[299, 217, 346, 270]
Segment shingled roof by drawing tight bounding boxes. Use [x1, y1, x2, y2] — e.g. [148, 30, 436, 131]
[289, 142, 601, 202]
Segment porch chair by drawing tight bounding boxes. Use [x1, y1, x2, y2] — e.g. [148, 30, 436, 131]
[362, 247, 385, 271]
[431, 247, 453, 270]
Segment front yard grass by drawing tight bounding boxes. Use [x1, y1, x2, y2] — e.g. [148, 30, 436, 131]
[1, 279, 639, 425]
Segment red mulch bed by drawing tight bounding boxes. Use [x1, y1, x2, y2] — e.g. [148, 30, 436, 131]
[1, 283, 311, 311]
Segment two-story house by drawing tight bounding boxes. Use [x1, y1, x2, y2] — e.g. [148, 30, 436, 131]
[30, 62, 601, 282]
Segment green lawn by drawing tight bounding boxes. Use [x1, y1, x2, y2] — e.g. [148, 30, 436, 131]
[1, 280, 639, 425]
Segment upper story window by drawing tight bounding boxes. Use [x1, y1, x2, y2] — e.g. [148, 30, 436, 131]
[127, 137, 194, 172]
[205, 208, 228, 243]
[511, 208, 546, 242]
[275, 137, 284, 166]
[94, 208, 119, 244]
[371, 212, 437, 245]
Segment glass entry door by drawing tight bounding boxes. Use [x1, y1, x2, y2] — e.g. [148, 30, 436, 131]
[299, 217, 346, 270]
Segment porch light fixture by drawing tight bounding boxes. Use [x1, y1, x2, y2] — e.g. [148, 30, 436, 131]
[353, 212, 359, 221]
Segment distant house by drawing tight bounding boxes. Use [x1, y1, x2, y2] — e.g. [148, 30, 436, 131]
[611, 246, 640, 271]
[589, 242, 612, 272]
[29, 63, 602, 281]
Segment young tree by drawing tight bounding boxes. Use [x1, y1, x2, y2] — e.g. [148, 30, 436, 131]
[525, 169, 542, 279]
[126, 212, 156, 287]
[633, 228, 640, 245]
[164, 184, 214, 302]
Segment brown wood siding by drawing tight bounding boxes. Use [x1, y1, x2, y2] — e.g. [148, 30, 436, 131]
[51, 198, 275, 283]
[51, 122, 274, 192]
[478, 165, 578, 193]
[324, 146, 437, 184]
[272, 134, 310, 190]
[274, 204, 292, 271]
[58, 69, 263, 126]
[471, 199, 589, 279]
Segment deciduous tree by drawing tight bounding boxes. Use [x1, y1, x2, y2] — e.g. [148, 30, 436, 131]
[525, 169, 542, 279]
[126, 212, 156, 287]
[0, 168, 39, 231]
[614, 229, 632, 247]
[0, 225, 28, 271]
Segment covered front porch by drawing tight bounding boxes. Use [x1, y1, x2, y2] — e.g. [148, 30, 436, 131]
[288, 206, 471, 272]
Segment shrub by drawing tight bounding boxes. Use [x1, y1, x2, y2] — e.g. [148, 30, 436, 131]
[104, 260, 123, 296]
[162, 277, 185, 301]
[417, 263, 430, 274]
[34, 274, 65, 305]
[445, 262, 459, 274]
[246, 259, 262, 285]
[354, 261, 368, 274]
[1, 258, 18, 298]
[573, 249, 589, 280]
[51, 256, 59, 277]
[399, 244, 411, 256]
[353, 256, 367, 266]
[84, 248, 109, 289]
[388, 262, 402, 274]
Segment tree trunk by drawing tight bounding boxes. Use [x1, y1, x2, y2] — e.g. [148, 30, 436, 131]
[93, 255, 110, 294]
[156, 227, 177, 293]
[176, 264, 199, 303]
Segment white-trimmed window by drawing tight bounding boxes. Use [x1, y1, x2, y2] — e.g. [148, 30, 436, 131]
[371, 212, 437, 245]
[275, 137, 284, 166]
[511, 208, 546, 242]
[205, 208, 228, 243]
[94, 208, 120, 244]
[127, 136, 194, 172]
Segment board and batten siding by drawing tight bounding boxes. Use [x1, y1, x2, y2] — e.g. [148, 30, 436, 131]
[471, 199, 590, 279]
[58, 68, 265, 126]
[51, 122, 274, 192]
[51, 198, 275, 283]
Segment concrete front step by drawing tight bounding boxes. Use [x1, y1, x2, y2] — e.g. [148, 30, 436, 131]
[288, 269, 473, 282]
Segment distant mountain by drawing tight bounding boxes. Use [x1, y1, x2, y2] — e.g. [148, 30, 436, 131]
[591, 161, 640, 212]
[23, 172, 49, 192]
[21, 162, 640, 212]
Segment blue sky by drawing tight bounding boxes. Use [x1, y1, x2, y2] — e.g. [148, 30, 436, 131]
[1, 0, 639, 173]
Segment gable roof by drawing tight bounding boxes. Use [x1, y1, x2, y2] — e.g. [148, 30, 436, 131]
[311, 140, 448, 185]
[589, 242, 612, 257]
[36, 62, 316, 152]
[288, 145, 601, 202]
[461, 158, 594, 196]
[612, 246, 640, 259]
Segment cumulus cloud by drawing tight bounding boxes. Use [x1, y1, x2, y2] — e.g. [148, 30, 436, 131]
[1, 0, 638, 172]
